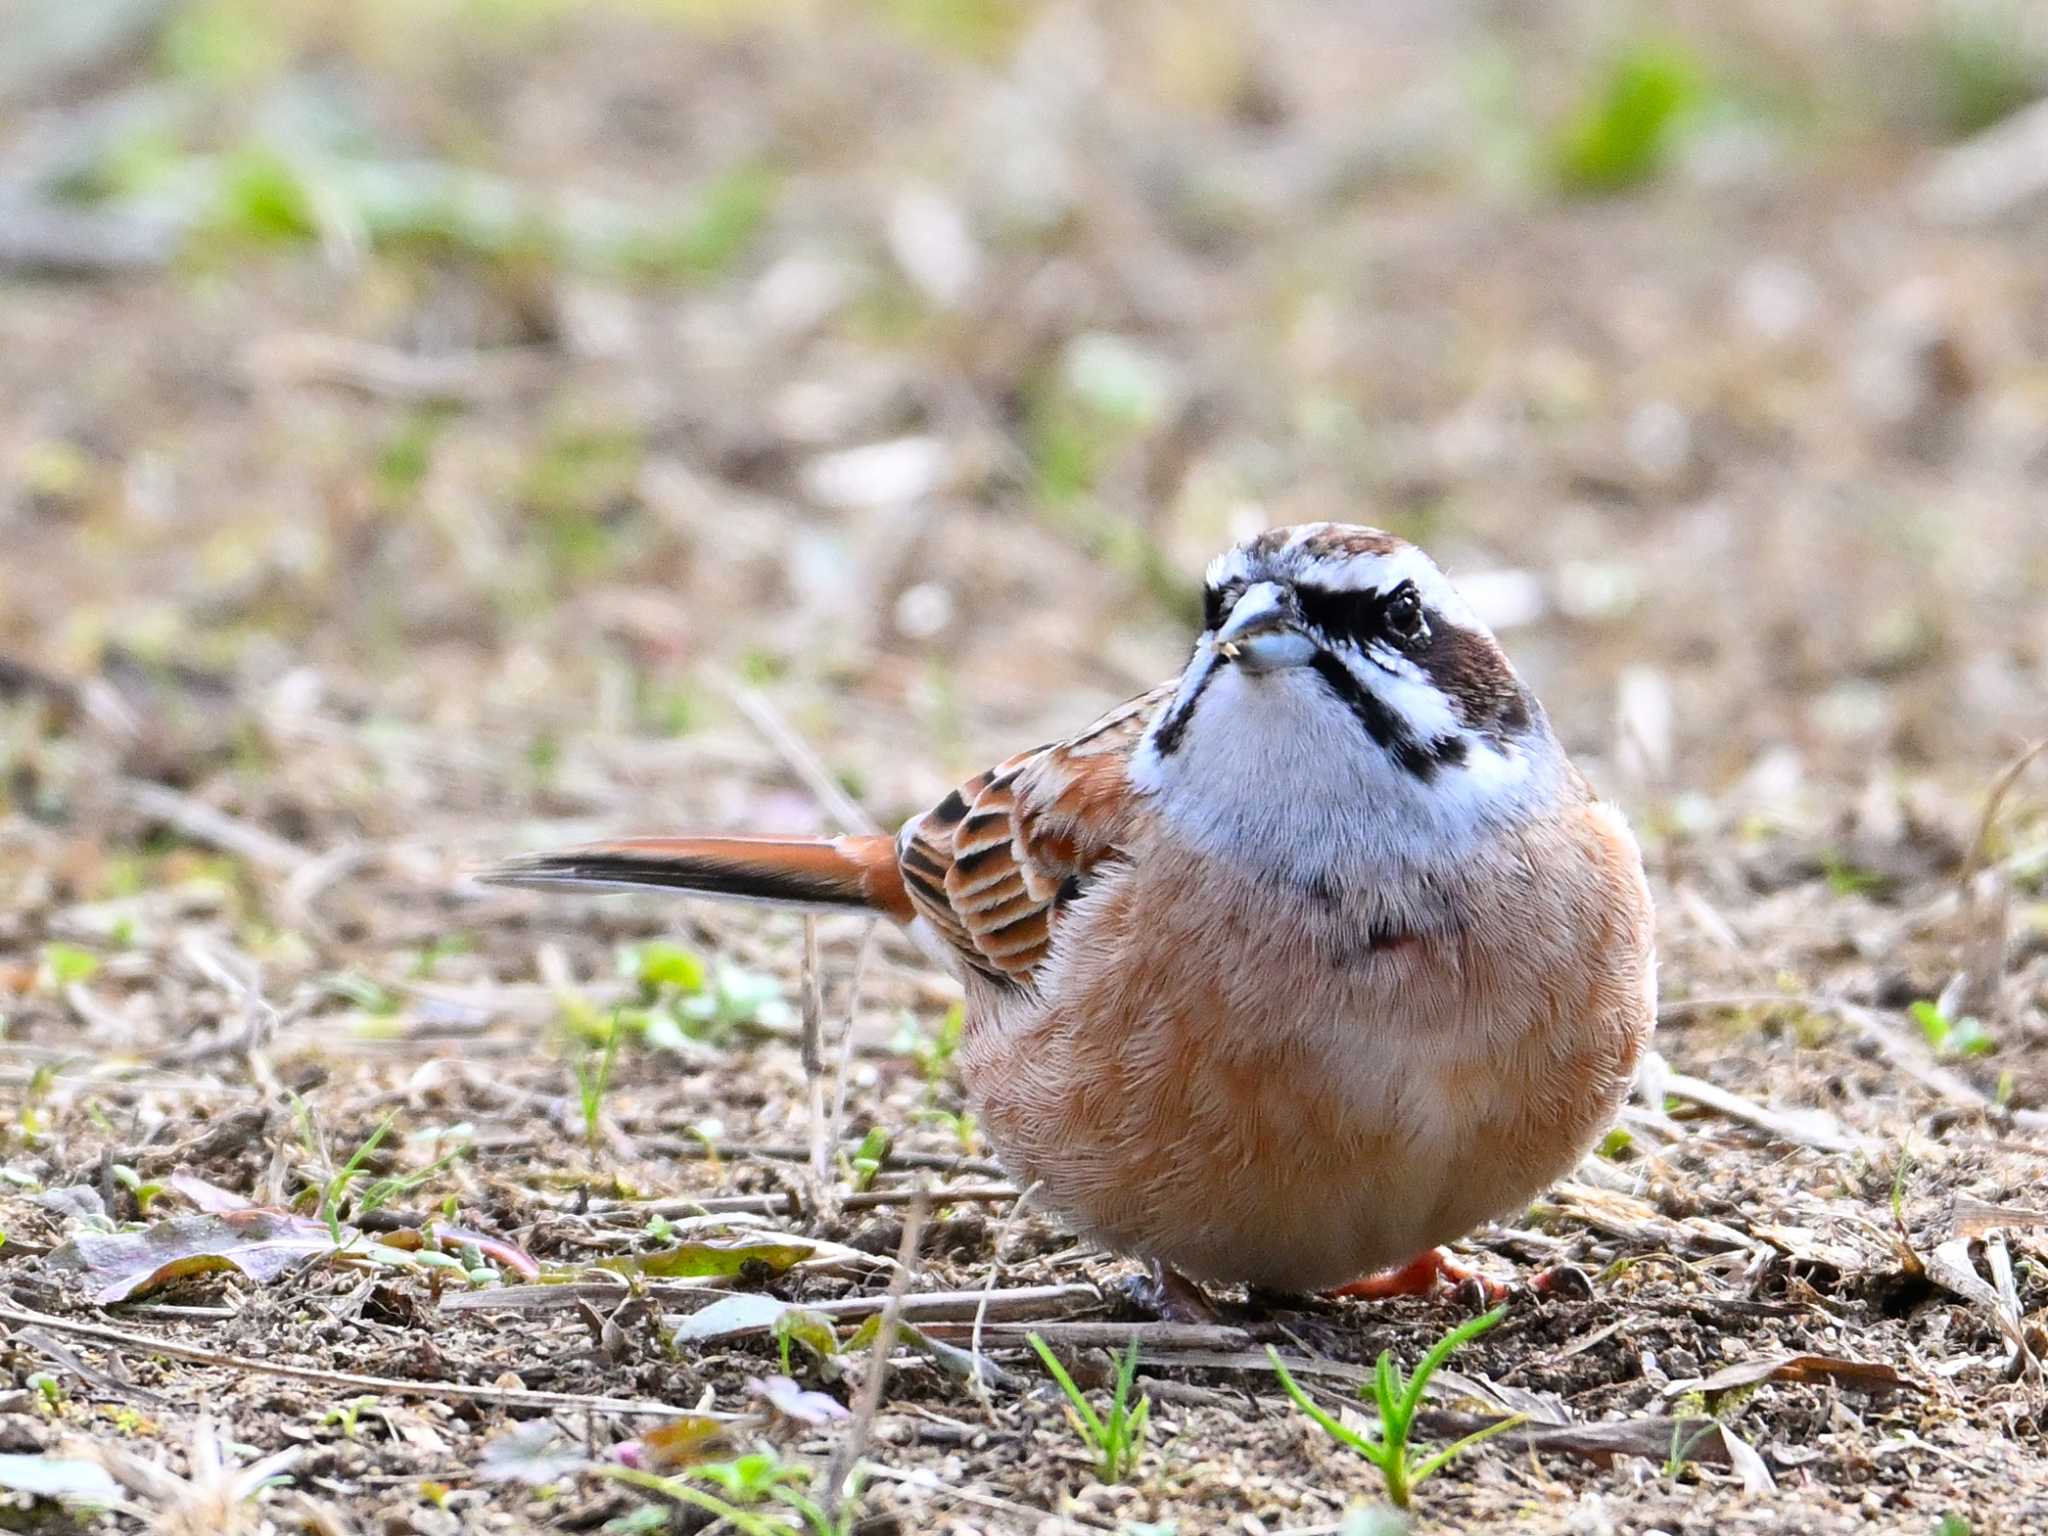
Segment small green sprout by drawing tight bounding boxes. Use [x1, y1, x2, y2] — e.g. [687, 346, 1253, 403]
[1910, 1000, 1994, 1059]
[771, 1308, 839, 1380]
[575, 1011, 627, 1152]
[603, 1452, 864, 1536]
[323, 1395, 380, 1438]
[1267, 1306, 1525, 1509]
[294, 1102, 466, 1248]
[110, 1163, 167, 1216]
[1028, 1334, 1152, 1484]
[27, 1372, 64, 1412]
[1549, 41, 1706, 195]
[326, 972, 402, 1015]
[842, 1127, 890, 1192]
[18, 1061, 57, 1139]
[625, 941, 706, 997]
[892, 1003, 962, 1100]
[915, 1105, 980, 1155]
[38, 943, 99, 989]
[1663, 1390, 1718, 1480]
[408, 934, 474, 978]
[1821, 851, 1886, 898]
[675, 964, 791, 1041]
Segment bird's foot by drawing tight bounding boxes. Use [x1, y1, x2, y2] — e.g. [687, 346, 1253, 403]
[1329, 1248, 1507, 1304]
[1113, 1260, 1221, 1323]
[1327, 1249, 1592, 1308]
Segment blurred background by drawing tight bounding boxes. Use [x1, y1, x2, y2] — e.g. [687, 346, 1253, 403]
[4, 0, 2046, 827]
[2, 3, 2047, 1526]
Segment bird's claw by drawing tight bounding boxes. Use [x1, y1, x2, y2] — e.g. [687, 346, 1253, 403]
[1113, 1262, 1221, 1324]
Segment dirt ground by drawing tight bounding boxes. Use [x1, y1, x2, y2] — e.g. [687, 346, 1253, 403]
[2, 1, 2048, 1532]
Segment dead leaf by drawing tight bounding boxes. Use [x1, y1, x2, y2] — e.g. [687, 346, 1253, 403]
[1951, 1197, 2048, 1238]
[667, 1293, 791, 1343]
[166, 1172, 253, 1213]
[478, 1423, 588, 1486]
[595, 1237, 810, 1280]
[748, 1374, 849, 1426]
[1428, 1367, 1572, 1426]
[48, 1210, 340, 1303]
[1719, 1422, 1778, 1494]
[1679, 1353, 1914, 1397]
[617, 1415, 732, 1472]
[1927, 1236, 2003, 1312]
[0, 1454, 124, 1508]
[1413, 1410, 1741, 1470]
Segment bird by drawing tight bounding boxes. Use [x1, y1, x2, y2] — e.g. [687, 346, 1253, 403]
[481, 523, 1655, 1315]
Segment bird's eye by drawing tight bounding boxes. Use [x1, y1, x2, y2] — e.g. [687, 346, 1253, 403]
[1382, 582, 1425, 644]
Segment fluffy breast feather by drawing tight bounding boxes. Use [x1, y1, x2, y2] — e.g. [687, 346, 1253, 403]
[959, 798, 1654, 1290]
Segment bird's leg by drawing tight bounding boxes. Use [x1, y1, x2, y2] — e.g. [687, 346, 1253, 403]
[1329, 1249, 1593, 1306]
[1115, 1260, 1221, 1323]
[1328, 1248, 1510, 1304]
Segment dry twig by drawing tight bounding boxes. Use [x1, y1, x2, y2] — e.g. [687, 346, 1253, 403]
[0, 1302, 734, 1420]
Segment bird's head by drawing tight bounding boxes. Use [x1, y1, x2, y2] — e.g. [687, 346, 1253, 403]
[1134, 524, 1568, 874]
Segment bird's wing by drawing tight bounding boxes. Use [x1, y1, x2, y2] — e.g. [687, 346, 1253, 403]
[895, 686, 1165, 986]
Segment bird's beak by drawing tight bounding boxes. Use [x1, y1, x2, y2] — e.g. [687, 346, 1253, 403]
[1213, 581, 1316, 672]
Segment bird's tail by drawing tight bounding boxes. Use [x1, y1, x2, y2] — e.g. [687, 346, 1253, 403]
[476, 834, 913, 922]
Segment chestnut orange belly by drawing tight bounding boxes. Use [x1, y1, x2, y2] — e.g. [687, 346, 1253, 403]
[958, 806, 1654, 1292]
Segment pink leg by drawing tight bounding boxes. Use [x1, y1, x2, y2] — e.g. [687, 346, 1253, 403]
[1328, 1248, 1510, 1303]
[1329, 1249, 1592, 1305]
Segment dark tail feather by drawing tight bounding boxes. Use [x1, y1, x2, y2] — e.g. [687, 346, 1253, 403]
[475, 834, 913, 922]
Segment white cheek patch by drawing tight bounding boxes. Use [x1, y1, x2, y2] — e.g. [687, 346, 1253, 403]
[1351, 645, 1462, 741]
[1135, 663, 1561, 882]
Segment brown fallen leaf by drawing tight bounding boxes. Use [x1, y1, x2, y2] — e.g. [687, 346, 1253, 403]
[161, 1177, 539, 1280]
[616, 1415, 734, 1472]
[49, 1210, 341, 1303]
[1676, 1352, 1914, 1398]
[1950, 1197, 2048, 1238]
[1414, 1410, 1742, 1469]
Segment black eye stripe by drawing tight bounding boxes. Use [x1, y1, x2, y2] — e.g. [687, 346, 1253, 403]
[1294, 580, 1426, 649]
[1201, 583, 1233, 633]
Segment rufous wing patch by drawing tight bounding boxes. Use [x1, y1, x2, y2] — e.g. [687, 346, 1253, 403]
[893, 686, 1166, 985]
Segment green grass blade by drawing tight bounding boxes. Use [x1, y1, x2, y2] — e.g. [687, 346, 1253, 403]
[1111, 1336, 1140, 1417]
[1408, 1410, 1530, 1487]
[336, 1111, 398, 1183]
[1268, 1347, 1389, 1469]
[598, 1468, 796, 1536]
[1373, 1351, 1402, 1424]
[1028, 1332, 1107, 1445]
[1399, 1304, 1507, 1422]
[1121, 1395, 1152, 1478]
